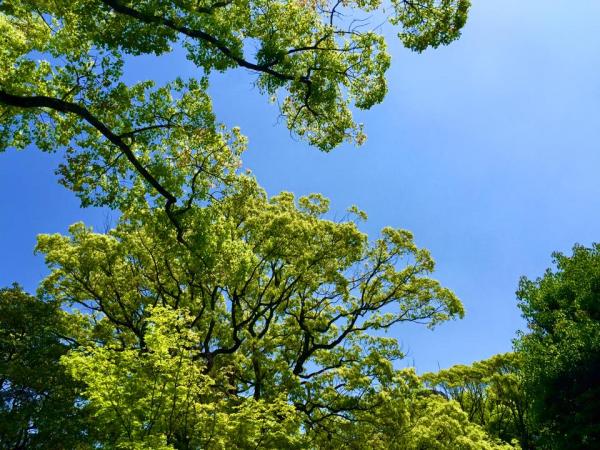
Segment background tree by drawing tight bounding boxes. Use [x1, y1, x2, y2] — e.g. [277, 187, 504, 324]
[0, 285, 93, 449]
[423, 353, 532, 449]
[314, 368, 516, 449]
[515, 244, 600, 449]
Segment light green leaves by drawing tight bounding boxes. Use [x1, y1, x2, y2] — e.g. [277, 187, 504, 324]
[33, 176, 464, 446]
[63, 305, 305, 449]
[1, 1, 474, 447]
[1, 0, 470, 173]
[391, 0, 470, 52]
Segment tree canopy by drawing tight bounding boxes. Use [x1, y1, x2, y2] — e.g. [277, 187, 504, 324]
[31, 171, 467, 447]
[424, 353, 532, 449]
[514, 244, 600, 449]
[0, 285, 94, 449]
[1, 0, 469, 215]
[3, 1, 573, 449]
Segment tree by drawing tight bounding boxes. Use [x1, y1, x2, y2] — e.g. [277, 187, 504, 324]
[0, 285, 93, 449]
[0, 0, 477, 447]
[313, 368, 516, 450]
[1, 0, 469, 218]
[33, 173, 466, 447]
[423, 353, 532, 449]
[515, 244, 600, 449]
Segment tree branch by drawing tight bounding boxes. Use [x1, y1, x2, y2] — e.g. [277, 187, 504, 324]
[100, 0, 311, 85]
[0, 90, 188, 243]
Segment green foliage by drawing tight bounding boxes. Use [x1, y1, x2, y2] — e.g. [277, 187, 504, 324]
[515, 244, 600, 449]
[0, 1, 484, 447]
[311, 369, 514, 449]
[422, 246, 600, 450]
[0, 285, 92, 449]
[391, 0, 469, 52]
[32, 171, 465, 447]
[1, 0, 470, 213]
[424, 353, 531, 449]
[64, 305, 305, 449]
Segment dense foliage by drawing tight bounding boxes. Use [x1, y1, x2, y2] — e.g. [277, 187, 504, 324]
[32, 173, 466, 447]
[1, 175, 526, 447]
[428, 245, 600, 450]
[2, 276, 518, 448]
[1, 2, 478, 446]
[515, 244, 600, 449]
[1, 0, 469, 216]
[2, 0, 599, 449]
[0, 285, 93, 449]
[424, 353, 531, 449]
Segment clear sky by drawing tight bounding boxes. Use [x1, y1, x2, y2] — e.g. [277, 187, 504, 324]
[2, 0, 600, 373]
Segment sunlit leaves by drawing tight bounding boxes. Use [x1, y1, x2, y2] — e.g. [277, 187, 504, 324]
[1, 0, 470, 176]
[32, 174, 464, 446]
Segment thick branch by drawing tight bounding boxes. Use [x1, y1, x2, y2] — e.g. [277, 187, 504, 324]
[100, 0, 311, 85]
[0, 90, 187, 241]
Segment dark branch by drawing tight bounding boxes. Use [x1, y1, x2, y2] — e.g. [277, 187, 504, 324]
[100, 0, 311, 85]
[0, 90, 187, 242]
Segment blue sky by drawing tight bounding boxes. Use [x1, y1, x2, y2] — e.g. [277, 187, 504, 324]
[2, 0, 600, 372]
